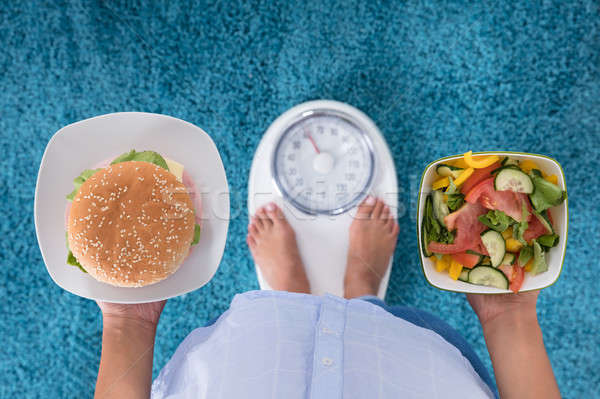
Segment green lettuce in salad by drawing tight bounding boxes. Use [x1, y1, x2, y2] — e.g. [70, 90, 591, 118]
[518, 245, 534, 266]
[444, 178, 465, 212]
[514, 202, 530, 245]
[538, 233, 559, 248]
[530, 240, 549, 275]
[478, 210, 515, 232]
[528, 169, 567, 212]
[424, 195, 454, 245]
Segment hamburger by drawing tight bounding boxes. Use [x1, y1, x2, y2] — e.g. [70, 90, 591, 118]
[65, 150, 201, 287]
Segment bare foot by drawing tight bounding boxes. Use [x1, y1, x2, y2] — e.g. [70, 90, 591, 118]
[247, 203, 310, 293]
[344, 197, 399, 298]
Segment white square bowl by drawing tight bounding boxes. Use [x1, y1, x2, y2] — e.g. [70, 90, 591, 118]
[417, 152, 568, 294]
[35, 112, 230, 303]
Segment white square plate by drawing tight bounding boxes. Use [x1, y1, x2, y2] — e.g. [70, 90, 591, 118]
[35, 112, 229, 303]
[417, 152, 568, 294]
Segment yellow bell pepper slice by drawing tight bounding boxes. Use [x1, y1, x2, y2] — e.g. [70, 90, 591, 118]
[432, 176, 450, 190]
[520, 160, 540, 174]
[448, 260, 463, 280]
[463, 151, 500, 169]
[435, 256, 450, 272]
[451, 158, 469, 169]
[453, 167, 474, 186]
[544, 174, 558, 185]
[524, 258, 534, 272]
[429, 256, 438, 267]
[501, 227, 513, 240]
[505, 238, 523, 252]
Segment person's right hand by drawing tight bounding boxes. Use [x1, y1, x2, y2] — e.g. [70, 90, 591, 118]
[466, 290, 539, 327]
[467, 290, 561, 398]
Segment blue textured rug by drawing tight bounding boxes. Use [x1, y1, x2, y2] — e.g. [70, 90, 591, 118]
[1, 1, 599, 397]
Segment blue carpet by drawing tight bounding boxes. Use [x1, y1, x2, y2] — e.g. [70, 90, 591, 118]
[1, 0, 599, 397]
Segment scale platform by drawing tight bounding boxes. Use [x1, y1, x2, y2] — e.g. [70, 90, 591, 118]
[248, 100, 398, 299]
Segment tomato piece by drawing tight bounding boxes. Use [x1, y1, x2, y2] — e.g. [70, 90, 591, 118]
[523, 213, 549, 242]
[428, 203, 488, 254]
[509, 266, 525, 293]
[546, 209, 555, 228]
[498, 264, 525, 293]
[450, 252, 480, 269]
[464, 177, 495, 204]
[473, 238, 490, 256]
[465, 177, 529, 222]
[460, 162, 501, 194]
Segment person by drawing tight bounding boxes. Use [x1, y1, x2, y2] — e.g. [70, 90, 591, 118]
[94, 197, 561, 398]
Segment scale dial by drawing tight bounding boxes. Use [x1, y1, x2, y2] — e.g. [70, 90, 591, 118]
[272, 110, 375, 215]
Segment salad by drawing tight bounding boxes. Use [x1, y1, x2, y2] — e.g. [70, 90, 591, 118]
[421, 151, 567, 292]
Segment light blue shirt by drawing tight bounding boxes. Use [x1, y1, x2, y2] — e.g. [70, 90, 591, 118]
[152, 291, 493, 398]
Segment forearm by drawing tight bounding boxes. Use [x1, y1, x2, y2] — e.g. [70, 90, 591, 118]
[95, 317, 157, 399]
[482, 311, 560, 399]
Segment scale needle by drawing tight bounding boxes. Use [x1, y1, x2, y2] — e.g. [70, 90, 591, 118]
[305, 130, 321, 154]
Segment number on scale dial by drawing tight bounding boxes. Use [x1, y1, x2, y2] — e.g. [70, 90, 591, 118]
[273, 113, 374, 215]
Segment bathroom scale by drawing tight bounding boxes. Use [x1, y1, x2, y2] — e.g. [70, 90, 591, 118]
[248, 100, 397, 299]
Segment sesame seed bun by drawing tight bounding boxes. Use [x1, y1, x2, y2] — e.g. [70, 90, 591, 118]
[67, 161, 195, 287]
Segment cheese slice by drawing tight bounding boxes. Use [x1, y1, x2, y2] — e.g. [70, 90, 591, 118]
[165, 158, 184, 182]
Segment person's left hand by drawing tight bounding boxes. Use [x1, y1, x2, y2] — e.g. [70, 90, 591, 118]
[97, 300, 166, 328]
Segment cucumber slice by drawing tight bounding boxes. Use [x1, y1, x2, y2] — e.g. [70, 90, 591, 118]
[481, 230, 506, 267]
[458, 269, 470, 282]
[421, 224, 432, 257]
[421, 196, 433, 257]
[432, 190, 449, 228]
[468, 266, 509, 289]
[491, 164, 521, 175]
[436, 164, 464, 179]
[501, 253, 516, 266]
[494, 168, 534, 194]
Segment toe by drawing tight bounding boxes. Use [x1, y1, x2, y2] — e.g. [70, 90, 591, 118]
[385, 217, 395, 233]
[371, 199, 384, 219]
[257, 208, 273, 227]
[380, 204, 391, 220]
[356, 195, 376, 219]
[246, 234, 256, 249]
[391, 221, 400, 236]
[251, 215, 264, 231]
[249, 222, 260, 236]
[265, 202, 285, 222]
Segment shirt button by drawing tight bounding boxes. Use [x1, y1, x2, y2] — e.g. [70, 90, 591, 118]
[321, 357, 334, 367]
[322, 327, 334, 334]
